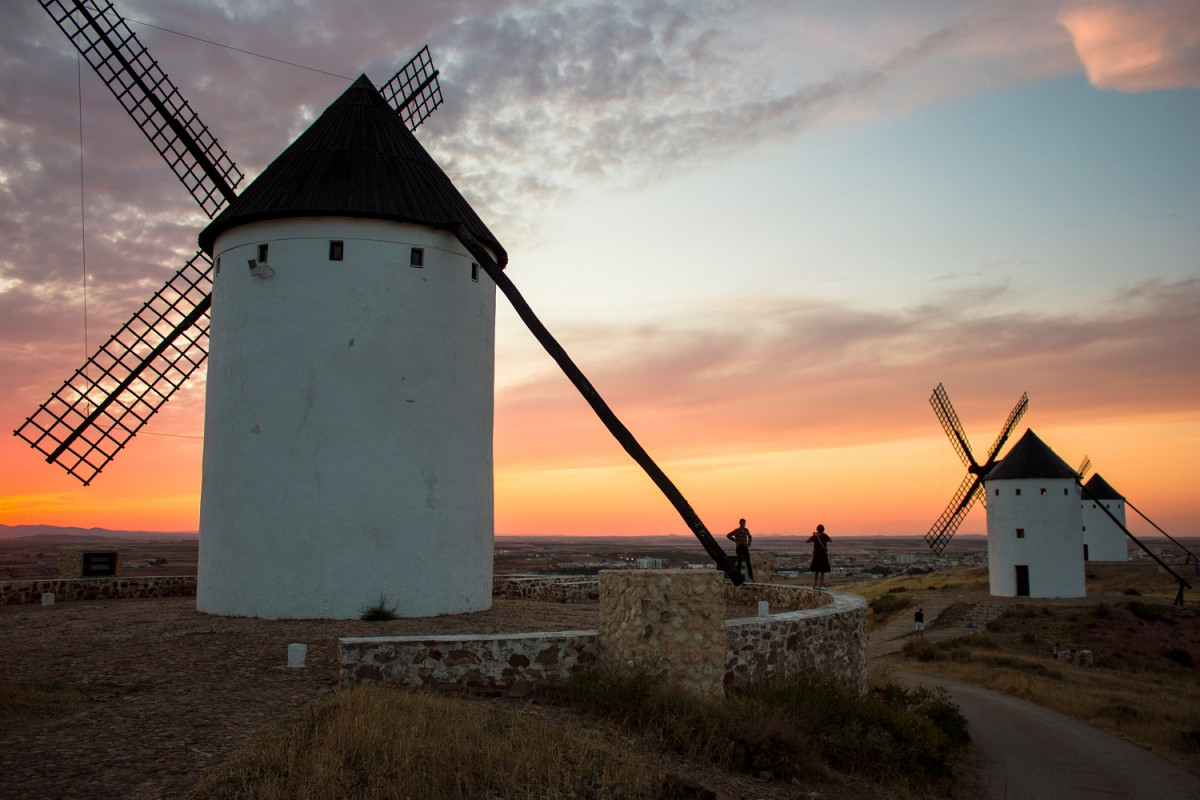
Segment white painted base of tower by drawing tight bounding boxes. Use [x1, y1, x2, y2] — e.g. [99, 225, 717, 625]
[197, 218, 496, 619]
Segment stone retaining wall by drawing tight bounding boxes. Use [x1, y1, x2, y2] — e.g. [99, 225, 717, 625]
[726, 590, 867, 693]
[340, 630, 597, 695]
[341, 583, 866, 696]
[0, 576, 196, 605]
[492, 575, 600, 603]
[598, 570, 727, 697]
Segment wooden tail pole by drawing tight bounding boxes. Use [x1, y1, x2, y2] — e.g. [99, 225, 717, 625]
[454, 226, 742, 583]
[1127, 500, 1197, 564]
[1081, 483, 1190, 606]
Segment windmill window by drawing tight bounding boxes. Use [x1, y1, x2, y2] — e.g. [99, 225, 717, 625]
[471, 262, 479, 282]
[1040, 488, 1047, 496]
[410, 247, 424, 268]
[1016, 528, 1025, 538]
[329, 240, 344, 261]
[1064, 488, 1069, 495]
[1015, 488, 1021, 496]
[257, 243, 269, 263]
[215, 257, 221, 275]
[994, 489, 999, 496]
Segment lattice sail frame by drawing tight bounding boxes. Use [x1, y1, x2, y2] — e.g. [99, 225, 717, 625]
[380, 45, 443, 130]
[923, 384, 1028, 555]
[40, 0, 242, 216]
[22, 1, 444, 485]
[15, 254, 213, 485]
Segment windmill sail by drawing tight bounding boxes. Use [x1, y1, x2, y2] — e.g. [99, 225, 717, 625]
[15, 254, 213, 485]
[924, 385, 1027, 555]
[40, 0, 242, 216]
[381, 45, 443, 130]
[24, 0, 442, 483]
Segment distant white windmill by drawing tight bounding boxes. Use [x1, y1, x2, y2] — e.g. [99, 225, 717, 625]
[982, 429, 1085, 598]
[924, 385, 1085, 598]
[1079, 472, 1129, 562]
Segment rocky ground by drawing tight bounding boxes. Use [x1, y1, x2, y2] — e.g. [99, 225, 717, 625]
[0, 596, 601, 800]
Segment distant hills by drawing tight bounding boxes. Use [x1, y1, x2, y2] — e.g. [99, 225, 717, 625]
[0, 525, 197, 542]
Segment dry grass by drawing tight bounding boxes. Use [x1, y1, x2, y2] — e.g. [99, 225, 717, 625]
[184, 669, 976, 800]
[842, 567, 989, 629]
[185, 683, 661, 800]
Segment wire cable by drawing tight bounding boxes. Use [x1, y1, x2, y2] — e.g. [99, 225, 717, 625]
[126, 17, 352, 81]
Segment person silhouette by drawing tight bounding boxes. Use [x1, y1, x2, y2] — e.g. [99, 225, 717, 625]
[726, 518, 754, 582]
[808, 524, 831, 589]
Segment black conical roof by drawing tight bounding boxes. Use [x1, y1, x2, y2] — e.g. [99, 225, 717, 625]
[1083, 473, 1124, 500]
[199, 75, 505, 264]
[985, 429, 1078, 481]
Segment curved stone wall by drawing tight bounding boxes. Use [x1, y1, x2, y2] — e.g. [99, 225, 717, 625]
[341, 580, 866, 695]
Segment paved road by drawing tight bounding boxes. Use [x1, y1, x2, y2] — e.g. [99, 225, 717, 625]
[895, 671, 1200, 800]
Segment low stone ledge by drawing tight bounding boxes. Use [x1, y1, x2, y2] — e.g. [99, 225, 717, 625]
[0, 576, 196, 606]
[340, 587, 867, 695]
[492, 574, 600, 603]
[339, 630, 598, 696]
[726, 590, 867, 694]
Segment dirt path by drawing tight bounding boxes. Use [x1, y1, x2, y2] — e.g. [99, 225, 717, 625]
[895, 671, 1200, 800]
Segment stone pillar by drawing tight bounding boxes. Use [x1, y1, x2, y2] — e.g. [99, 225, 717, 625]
[753, 551, 776, 582]
[597, 569, 726, 697]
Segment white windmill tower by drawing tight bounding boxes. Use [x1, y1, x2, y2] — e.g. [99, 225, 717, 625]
[1080, 473, 1129, 562]
[193, 76, 505, 618]
[924, 385, 1084, 598]
[982, 429, 1085, 598]
[16, 1, 749, 620]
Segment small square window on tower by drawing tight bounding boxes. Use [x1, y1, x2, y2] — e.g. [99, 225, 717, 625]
[257, 243, 269, 263]
[1040, 488, 1047, 496]
[471, 262, 479, 282]
[1064, 488, 1069, 495]
[215, 257, 221, 275]
[329, 240, 344, 261]
[410, 247, 424, 268]
[1015, 488, 1021, 496]
[1016, 528, 1025, 538]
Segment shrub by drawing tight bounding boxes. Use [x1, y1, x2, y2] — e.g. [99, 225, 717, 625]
[887, 586, 907, 594]
[1161, 647, 1194, 668]
[869, 594, 909, 617]
[1125, 600, 1170, 623]
[564, 667, 970, 789]
[901, 637, 939, 662]
[1123, 588, 1142, 596]
[1092, 602, 1111, 618]
[360, 595, 398, 621]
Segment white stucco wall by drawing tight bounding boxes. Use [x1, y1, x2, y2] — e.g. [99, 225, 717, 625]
[985, 477, 1085, 598]
[197, 217, 496, 619]
[1081, 498, 1128, 562]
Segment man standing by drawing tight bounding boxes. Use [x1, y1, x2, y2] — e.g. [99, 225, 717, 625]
[914, 607, 925, 636]
[727, 519, 754, 582]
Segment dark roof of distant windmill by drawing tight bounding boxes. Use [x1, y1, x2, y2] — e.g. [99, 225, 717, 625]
[1083, 473, 1124, 500]
[198, 75, 505, 264]
[985, 429, 1079, 481]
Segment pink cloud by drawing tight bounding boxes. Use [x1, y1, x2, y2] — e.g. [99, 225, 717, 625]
[1059, 1, 1200, 91]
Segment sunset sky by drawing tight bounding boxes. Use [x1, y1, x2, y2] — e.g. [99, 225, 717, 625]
[1, 0, 1197, 544]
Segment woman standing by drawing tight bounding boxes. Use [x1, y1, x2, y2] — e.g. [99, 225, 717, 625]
[808, 524, 831, 589]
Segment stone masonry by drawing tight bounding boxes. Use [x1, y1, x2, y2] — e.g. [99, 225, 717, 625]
[0, 576, 195, 605]
[342, 576, 867, 697]
[597, 569, 727, 697]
